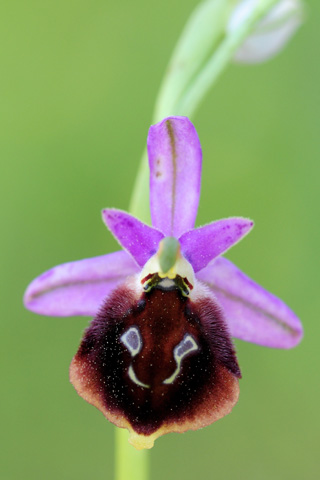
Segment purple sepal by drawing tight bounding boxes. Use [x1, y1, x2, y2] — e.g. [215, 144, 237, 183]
[23, 251, 138, 316]
[148, 116, 202, 238]
[180, 217, 254, 273]
[197, 257, 303, 348]
[102, 209, 164, 267]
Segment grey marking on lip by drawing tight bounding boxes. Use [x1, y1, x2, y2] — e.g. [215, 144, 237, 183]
[120, 326, 142, 357]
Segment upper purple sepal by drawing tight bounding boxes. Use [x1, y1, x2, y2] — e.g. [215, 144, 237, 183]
[148, 116, 202, 238]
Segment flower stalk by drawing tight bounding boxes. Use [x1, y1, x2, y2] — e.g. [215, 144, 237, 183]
[115, 429, 149, 480]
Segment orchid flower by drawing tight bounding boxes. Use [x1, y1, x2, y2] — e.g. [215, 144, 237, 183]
[24, 116, 302, 450]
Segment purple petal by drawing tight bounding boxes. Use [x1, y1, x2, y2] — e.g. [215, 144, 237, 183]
[197, 257, 303, 348]
[148, 116, 202, 238]
[102, 209, 164, 267]
[24, 251, 139, 316]
[180, 217, 254, 273]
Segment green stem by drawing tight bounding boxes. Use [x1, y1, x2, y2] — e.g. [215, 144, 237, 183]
[115, 428, 149, 480]
[175, 0, 279, 116]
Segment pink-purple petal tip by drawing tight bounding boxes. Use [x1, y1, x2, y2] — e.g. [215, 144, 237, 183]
[180, 217, 254, 273]
[23, 251, 138, 317]
[102, 209, 164, 267]
[197, 257, 303, 349]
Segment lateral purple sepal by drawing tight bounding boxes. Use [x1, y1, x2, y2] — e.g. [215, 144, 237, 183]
[148, 116, 202, 238]
[102, 209, 164, 267]
[23, 251, 138, 316]
[179, 217, 254, 273]
[197, 257, 303, 348]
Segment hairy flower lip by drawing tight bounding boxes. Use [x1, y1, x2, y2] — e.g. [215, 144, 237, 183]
[70, 273, 241, 449]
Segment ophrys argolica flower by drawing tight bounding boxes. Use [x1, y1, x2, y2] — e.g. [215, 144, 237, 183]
[24, 116, 303, 449]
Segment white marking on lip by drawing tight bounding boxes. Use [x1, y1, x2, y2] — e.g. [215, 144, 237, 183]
[120, 326, 150, 388]
[163, 334, 198, 385]
[128, 364, 150, 389]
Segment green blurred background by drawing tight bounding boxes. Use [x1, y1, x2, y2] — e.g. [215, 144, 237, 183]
[1, 1, 319, 478]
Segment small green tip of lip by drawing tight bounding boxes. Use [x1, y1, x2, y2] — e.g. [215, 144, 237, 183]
[159, 237, 180, 274]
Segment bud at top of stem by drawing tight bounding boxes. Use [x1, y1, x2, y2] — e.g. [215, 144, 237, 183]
[228, 0, 304, 63]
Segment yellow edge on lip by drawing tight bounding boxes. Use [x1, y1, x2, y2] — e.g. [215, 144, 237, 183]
[70, 355, 239, 450]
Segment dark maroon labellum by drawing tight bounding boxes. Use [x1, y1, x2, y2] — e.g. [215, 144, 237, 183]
[70, 277, 241, 448]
